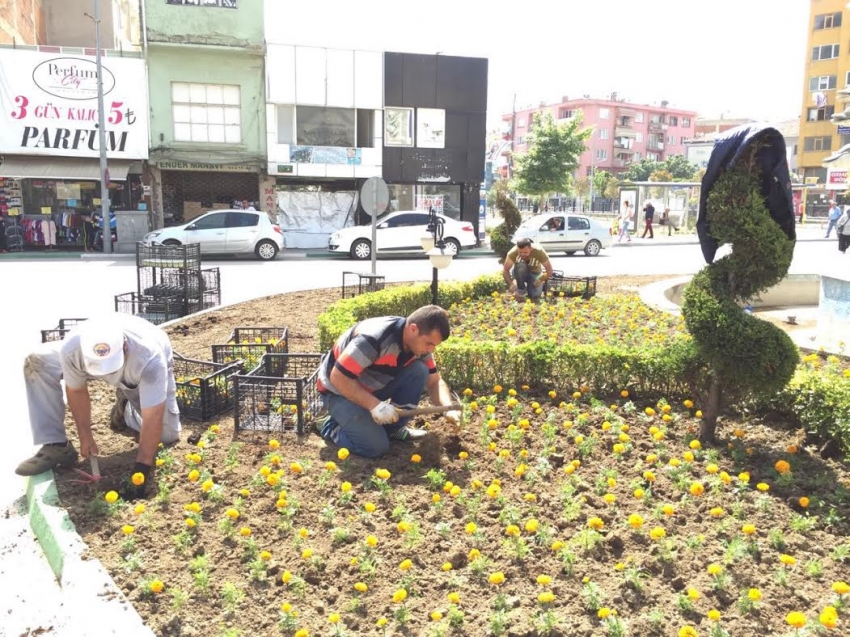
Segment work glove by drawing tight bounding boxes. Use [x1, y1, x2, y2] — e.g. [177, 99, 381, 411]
[444, 410, 462, 426]
[508, 282, 517, 294]
[119, 461, 152, 501]
[370, 400, 399, 425]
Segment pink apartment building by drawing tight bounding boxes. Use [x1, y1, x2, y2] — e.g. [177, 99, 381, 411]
[502, 96, 698, 179]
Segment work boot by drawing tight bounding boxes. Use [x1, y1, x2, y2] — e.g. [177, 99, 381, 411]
[389, 426, 428, 441]
[109, 392, 131, 434]
[15, 443, 78, 476]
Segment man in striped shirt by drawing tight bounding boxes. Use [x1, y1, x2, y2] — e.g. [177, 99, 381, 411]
[316, 305, 460, 457]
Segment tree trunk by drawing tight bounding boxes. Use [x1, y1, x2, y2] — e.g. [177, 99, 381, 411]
[700, 376, 722, 442]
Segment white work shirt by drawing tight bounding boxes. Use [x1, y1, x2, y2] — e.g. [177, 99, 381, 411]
[60, 314, 174, 409]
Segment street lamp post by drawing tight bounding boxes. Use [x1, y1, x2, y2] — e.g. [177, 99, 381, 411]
[86, 0, 112, 254]
[420, 207, 453, 306]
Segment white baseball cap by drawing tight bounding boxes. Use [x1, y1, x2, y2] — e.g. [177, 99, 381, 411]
[78, 319, 126, 376]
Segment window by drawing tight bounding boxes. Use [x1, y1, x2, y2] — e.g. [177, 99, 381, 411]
[599, 129, 609, 139]
[808, 106, 836, 121]
[635, 112, 644, 123]
[417, 108, 445, 148]
[192, 212, 228, 230]
[518, 118, 526, 127]
[633, 151, 641, 160]
[682, 117, 691, 127]
[296, 106, 355, 147]
[647, 152, 658, 161]
[172, 82, 241, 144]
[517, 136, 526, 145]
[667, 135, 677, 145]
[384, 107, 414, 147]
[596, 149, 607, 160]
[277, 105, 293, 145]
[567, 217, 590, 231]
[668, 116, 678, 126]
[559, 109, 575, 119]
[812, 44, 840, 60]
[803, 136, 833, 151]
[599, 108, 610, 119]
[636, 132, 643, 142]
[815, 12, 842, 30]
[227, 212, 259, 228]
[809, 75, 838, 91]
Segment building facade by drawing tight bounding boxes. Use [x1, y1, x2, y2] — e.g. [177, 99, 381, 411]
[799, 0, 849, 183]
[144, 0, 266, 227]
[0, 0, 45, 45]
[502, 96, 696, 178]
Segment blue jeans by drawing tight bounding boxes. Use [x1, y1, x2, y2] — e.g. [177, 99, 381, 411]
[826, 218, 838, 238]
[319, 360, 429, 457]
[512, 262, 544, 299]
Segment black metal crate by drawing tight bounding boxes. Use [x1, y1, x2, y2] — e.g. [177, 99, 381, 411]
[546, 273, 597, 300]
[114, 291, 184, 325]
[136, 242, 201, 269]
[234, 353, 324, 434]
[40, 318, 88, 343]
[174, 354, 243, 421]
[212, 327, 289, 373]
[342, 271, 386, 298]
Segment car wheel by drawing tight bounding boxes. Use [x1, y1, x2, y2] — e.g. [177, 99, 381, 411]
[565, 251, 577, 256]
[443, 238, 461, 255]
[584, 240, 602, 257]
[350, 239, 371, 260]
[162, 239, 181, 246]
[255, 240, 279, 260]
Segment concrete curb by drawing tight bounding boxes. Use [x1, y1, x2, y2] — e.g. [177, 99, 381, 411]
[25, 472, 154, 636]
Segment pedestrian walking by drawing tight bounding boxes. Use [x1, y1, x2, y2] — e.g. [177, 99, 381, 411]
[641, 201, 655, 239]
[618, 201, 633, 243]
[826, 201, 842, 238]
[838, 207, 850, 253]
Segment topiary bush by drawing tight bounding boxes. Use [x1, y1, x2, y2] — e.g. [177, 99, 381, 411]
[489, 184, 523, 262]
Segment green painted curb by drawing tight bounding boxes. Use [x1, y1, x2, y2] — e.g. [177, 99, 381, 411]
[25, 471, 82, 578]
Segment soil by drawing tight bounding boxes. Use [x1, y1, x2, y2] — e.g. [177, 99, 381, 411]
[52, 276, 850, 637]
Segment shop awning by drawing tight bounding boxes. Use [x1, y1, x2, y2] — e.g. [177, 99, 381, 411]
[0, 156, 134, 181]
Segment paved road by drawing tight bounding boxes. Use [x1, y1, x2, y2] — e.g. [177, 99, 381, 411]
[0, 236, 842, 633]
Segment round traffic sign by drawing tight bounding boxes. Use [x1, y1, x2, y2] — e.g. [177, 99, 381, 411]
[360, 177, 390, 218]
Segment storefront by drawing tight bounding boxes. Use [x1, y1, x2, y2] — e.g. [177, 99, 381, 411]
[0, 47, 148, 251]
[387, 184, 463, 220]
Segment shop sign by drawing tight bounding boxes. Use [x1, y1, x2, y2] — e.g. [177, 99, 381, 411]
[167, 0, 237, 7]
[827, 168, 848, 190]
[276, 164, 294, 174]
[0, 49, 148, 159]
[289, 146, 361, 165]
[157, 161, 256, 173]
[415, 195, 443, 214]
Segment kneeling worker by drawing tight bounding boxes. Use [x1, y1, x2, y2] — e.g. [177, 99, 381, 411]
[16, 314, 181, 499]
[316, 305, 460, 458]
[503, 237, 554, 300]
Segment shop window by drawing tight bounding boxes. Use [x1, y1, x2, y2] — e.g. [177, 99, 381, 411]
[418, 185, 461, 220]
[277, 105, 294, 145]
[417, 108, 445, 148]
[356, 110, 375, 148]
[296, 106, 355, 147]
[172, 82, 241, 144]
[388, 183, 414, 212]
[384, 107, 414, 147]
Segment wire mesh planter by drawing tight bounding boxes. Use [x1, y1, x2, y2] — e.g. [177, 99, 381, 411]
[136, 242, 201, 269]
[40, 317, 88, 343]
[234, 353, 323, 434]
[114, 292, 184, 325]
[211, 327, 289, 373]
[546, 273, 597, 300]
[173, 354, 243, 421]
[341, 271, 386, 298]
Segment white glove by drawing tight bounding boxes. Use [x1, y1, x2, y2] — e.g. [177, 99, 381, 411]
[445, 410, 462, 426]
[370, 400, 399, 425]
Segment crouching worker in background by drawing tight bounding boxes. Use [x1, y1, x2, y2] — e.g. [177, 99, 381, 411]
[15, 314, 181, 500]
[316, 305, 461, 458]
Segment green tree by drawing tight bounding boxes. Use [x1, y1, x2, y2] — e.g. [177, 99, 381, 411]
[574, 176, 590, 198]
[488, 181, 523, 262]
[592, 170, 614, 198]
[649, 169, 673, 183]
[661, 155, 700, 181]
[513, 113, 591, 203]
[623, 158, 660, 182]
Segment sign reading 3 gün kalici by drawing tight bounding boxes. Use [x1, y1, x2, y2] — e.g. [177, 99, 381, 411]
[0, 49, 149, 159]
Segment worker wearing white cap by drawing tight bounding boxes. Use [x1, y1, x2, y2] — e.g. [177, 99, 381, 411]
[16, 313, 181, 499]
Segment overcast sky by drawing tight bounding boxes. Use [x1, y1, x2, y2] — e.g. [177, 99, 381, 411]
[266, 0, 810, 126]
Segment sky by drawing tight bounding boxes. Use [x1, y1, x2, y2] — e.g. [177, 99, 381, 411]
[265, 0, 811, 128]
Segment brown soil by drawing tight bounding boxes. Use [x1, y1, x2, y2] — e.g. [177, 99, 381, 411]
[53, 275, 850, 637]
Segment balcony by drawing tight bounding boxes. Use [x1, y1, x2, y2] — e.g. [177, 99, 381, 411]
[648, 121, 664, 133]
[618, 107, 637, 118]
[614, 144, 636, 153]
[647, 141, 665, 151]
[615, 126, 637, 138]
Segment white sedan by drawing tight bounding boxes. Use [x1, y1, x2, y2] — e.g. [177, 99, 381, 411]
[144, 209, 284, 260]
[512, 213, 612, 256]
[328, 210, 478, 260]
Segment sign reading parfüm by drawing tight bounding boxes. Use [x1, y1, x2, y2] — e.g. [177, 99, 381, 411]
[166, 0, 238, 7]
[32, 57, 116, 100]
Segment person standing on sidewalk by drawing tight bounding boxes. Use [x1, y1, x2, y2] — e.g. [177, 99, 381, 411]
[826, 201, 842, 238]
[618, 201, 633, 243]
[315, 305, 461, 458]
[838, 207, 850, 253]
[641, 200, 655, 239]
[15, 314, 181, 499]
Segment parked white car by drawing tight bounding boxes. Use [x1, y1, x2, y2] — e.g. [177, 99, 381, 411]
[144, 209, 284, 260]
[328, 210, 478, 260]
[512, 213, 612, 256]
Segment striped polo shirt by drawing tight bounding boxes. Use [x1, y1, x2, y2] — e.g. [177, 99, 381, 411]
[317, 316, 437, 395]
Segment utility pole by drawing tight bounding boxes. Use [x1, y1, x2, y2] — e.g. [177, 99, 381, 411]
[88, 0, 112, 254]
[509, 93, 517, 180]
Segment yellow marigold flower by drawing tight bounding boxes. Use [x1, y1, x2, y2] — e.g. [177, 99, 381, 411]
[239, 488, 250, 497]
[430, 611, 443, 621]
[149, 579, 164, 594]
[410, 454, 422, 464]
[612, 443, 626, 454]
[695, 410, 703, 418]
[719, 472, 732, 484]
[493, 384, 503, 394]
[201, 478, 215, 492]
[603, 493, 617, 505]
[260, 550, 272, 562]
[301, 548, 313, 559]
[820, 606, 838, 629]
[459, 451, 469, 460]
[133, 503, 146, 515]
[324, 461, 338, 472]
[707, 563, 723, 575]
[121, 524, 135, 535]
[463, 388, 473, 396]
[363, 502, 376, 513]
[505, 524, 520, 537]
[450, 485, 462, 497]
[376, 618, 388, 628]
[337, 448, 350, 461]
[643, 471, 656, 482]
[607, 477, 617, 488]
[465, 522, 477, 534]
[748, 588, 762, 601]
[683, 399, 694, 409]
[682, 451, 695, 463]
[187, 470, 200, 483]
[738, 472, 750, 483]
[645, 407, 656, 417]
[832, 581, 850, 595]
[649, 527, 666, 541]
[742, 524, 757, 535]
[290, 462, 304, 474]
[375, 468, 391, 480]
[328, 612, 340, 624]
[269, 455, 281, 466]
[131, 472, 145, 486]
[707, 609, 721, 622]
[185, 518, 196, 528]
[551, 540, 564, 551]
[399, 559, 412, 571]
[432, 493, 442, 504]
[678, 627, 697, 637]
[786, 612, 806, 628]
[588, 517, 604, 531]
[733, 428, 745, 438]
[598, 608, 612, 619]
[787, 444, 798, 454]
[259, 466, 271, 477]
[397, 521, 411, 533]
[486, 484, 501, 498]
[488, 572, 505, 585]
[706, 463, 719, 474]
[689, 482, 705, 497]
[468, 548, 481, 561]
[298, 527, 309, 539]
[689, 439, 701, 450]
[281, 570, 292, 583]
[669, 458, 681, 468]
[686, 587, 700, 601]
[225, 508, 239, 519]
[525, 519, 539, 533]
[265, 474, 279, 487]
[779, 554, 796, 565]
[628, 513, 644, 529]
[634, 488, 645, 499]
[621, 390, 630, 398]
[155, 458, 164, 467]
[646, 453, 658, 463]
[340, 481, 352, 493]
[268, 439, 280, 450]
[354, 582, 368, 593]
[799, 497, 810, 508]
[524, 492, 537, 502]
[442, 562, 452, 572]
[538, 591, 555, 604]
[775, 460, 791, 475]
[710, 507, 724, 517]
[447, 592, 460, 604]
[392, 589, 407, 603]
[366, 535, 378, 547]
[239, 526, 252, 537]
